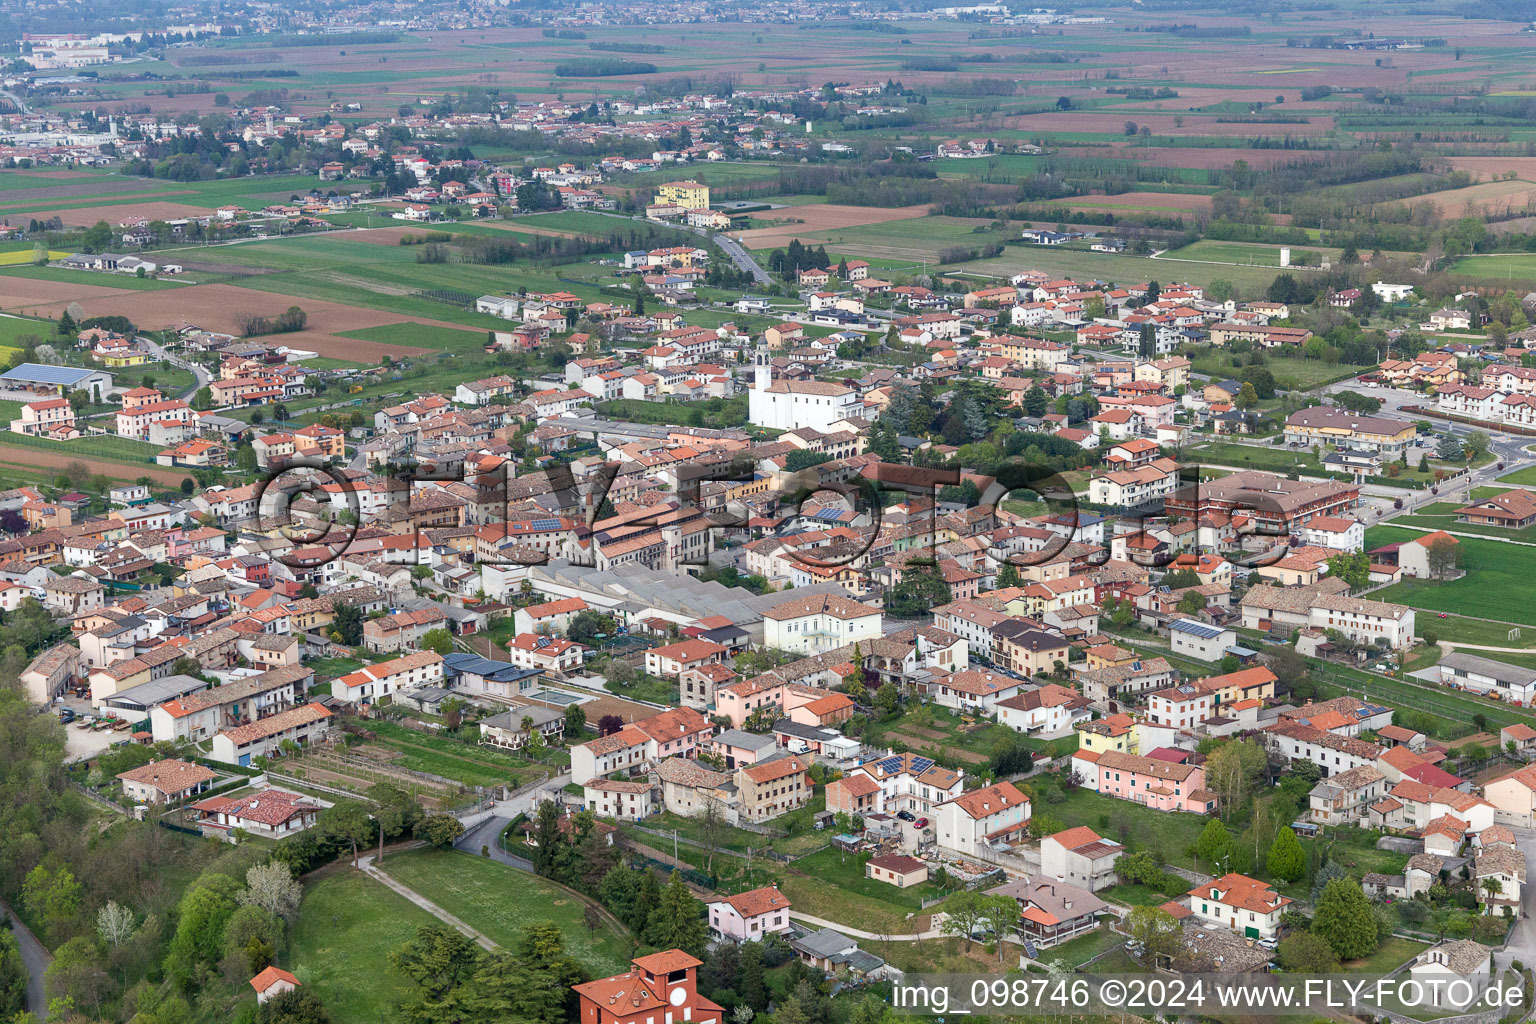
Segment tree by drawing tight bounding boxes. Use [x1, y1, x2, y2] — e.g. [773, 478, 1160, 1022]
[939, 890, 989, 950]
[1266, 826, 1306, 882]
[1436, 434, 1463, 461]
[1312, 878, 1379, 961]
[1195, 818, 1234, 870]
[1204, 740, 1266, 821]
[260, 988, 332, 1024]
[739, 940, 768, 1011]
[1177, 591, 1206, 616]
[1235, 382, 1258, 410]
[646, 871, 707, 956]
[1326, 552, 1370, 590]
[1278, 930, 1340, 972]
[389, 924, 483, 1023]
[1126, 905, 1182, 963]
[45, 936, 108, 1016]
[995, 562, 1021, 590]
[1426, 536, 1461, 579]
[1463, 430, 1490, 461]
[1022, 385, 1048, 419]
[419, 628, 453, 656]
[0, 931, 22, 1020]
[97, 900, 134, 949]
[416, 814, 466, 848]
[874, 682, 900, 717]
[22, 863, 82, 942]
[164, 871, 243, 987]
[884, 561, 951, 618]
[332, 602, 363, 646]
[567, 609, 615, 646]
[239, 863, 303, 921]
[320, 801, 373, 866]
[563, 703, 587, 736]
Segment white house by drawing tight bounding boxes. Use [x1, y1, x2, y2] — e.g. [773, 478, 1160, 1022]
[1169, 619, 1237, 663]
[1039, 825, 1123, 891]
[934, 781, 1031, 855]
[761, 594, 882, 656]
[1186, 873, 1292, 940]
[583, 778, 655, 821]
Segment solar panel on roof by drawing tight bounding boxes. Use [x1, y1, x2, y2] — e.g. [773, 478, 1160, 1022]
[910, 756, 935, 774]
[1, 364, 96, 386]
[529, 518, 561, 530]
[815, 508, 843, 521]
[877, 756, 903, 774]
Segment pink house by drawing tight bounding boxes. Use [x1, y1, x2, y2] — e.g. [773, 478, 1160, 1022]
[715, 676, 834, 728]
[706, 886, 792, 942]
[1095, 750, 1216, 813]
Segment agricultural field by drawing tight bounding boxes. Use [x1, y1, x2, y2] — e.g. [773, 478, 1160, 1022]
[1366, 526, 1536, 629]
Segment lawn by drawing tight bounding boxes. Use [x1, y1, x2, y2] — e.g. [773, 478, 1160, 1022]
[1034, 925, 1125, 968]
[1187, 439, 1320, 474]
[1096, 882, 1177, 908]
[1046, 788, 1209, 872]
[290, 869, 441, 1024]
[597, 396, 749, 430]
[1188, 352, 1372, 391]
[784, 846, 948, 910]
[1385, 504, 1536, 542]
[1162, 239, 1344, 268]
[1366, 525, 1536, 628]
[378, 848, 633, 975]
[1497, 465, 1536, 486]
[337, 322, 491, 355]
[1340, 936, 1429, 974]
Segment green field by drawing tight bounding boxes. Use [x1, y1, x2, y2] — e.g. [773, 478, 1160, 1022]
[377, 848, 633, 975]
[1189, 352, 1370, 391]
[338, 322, 491, 355]
[1448, 253, 1536, 281]
[947, 247, 1287, 293]
[1160, 239, 1345, 268]
[290, 869, 441, 1023]
[1497, 465, 1536, 487]
[1367, 525, 1536, 628]
[1385, 502, 1536, 542]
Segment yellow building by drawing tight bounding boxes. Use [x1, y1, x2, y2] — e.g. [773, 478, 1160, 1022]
[655, 180, 710, 210]
[1076, 712, 1140, 756]
[1195, 666, 1276, 706]
[101, 352, 149, 368]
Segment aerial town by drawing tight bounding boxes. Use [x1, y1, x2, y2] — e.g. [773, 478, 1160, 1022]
[0, 1, 1534, 1023]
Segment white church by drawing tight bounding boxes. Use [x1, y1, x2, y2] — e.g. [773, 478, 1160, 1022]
[747, 345, 862, 431]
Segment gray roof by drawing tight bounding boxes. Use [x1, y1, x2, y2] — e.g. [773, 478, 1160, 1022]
[525, 560, 850, 629]
[101, 673, 208, 711]
[793, 927, 858, 959]
[482, 706, 565, 731]
[714, 729, 779, 753]
[1440, 651, 1536, 687]
[1, 363, 105, 386]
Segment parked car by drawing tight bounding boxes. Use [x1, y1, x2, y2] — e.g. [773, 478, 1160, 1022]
[914, 817, 929, 829]
[57, 708, 74, 724]
[896, 810, 916, 822]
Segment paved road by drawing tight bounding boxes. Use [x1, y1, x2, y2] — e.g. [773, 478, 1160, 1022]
[712, 232, 772, 286]
[359, 854, 497, 950]
[1, 901, 49, 1018]
[138, 335, 210, 400]
[456, 813, 535, 870]
[789, 909, 951, 940]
